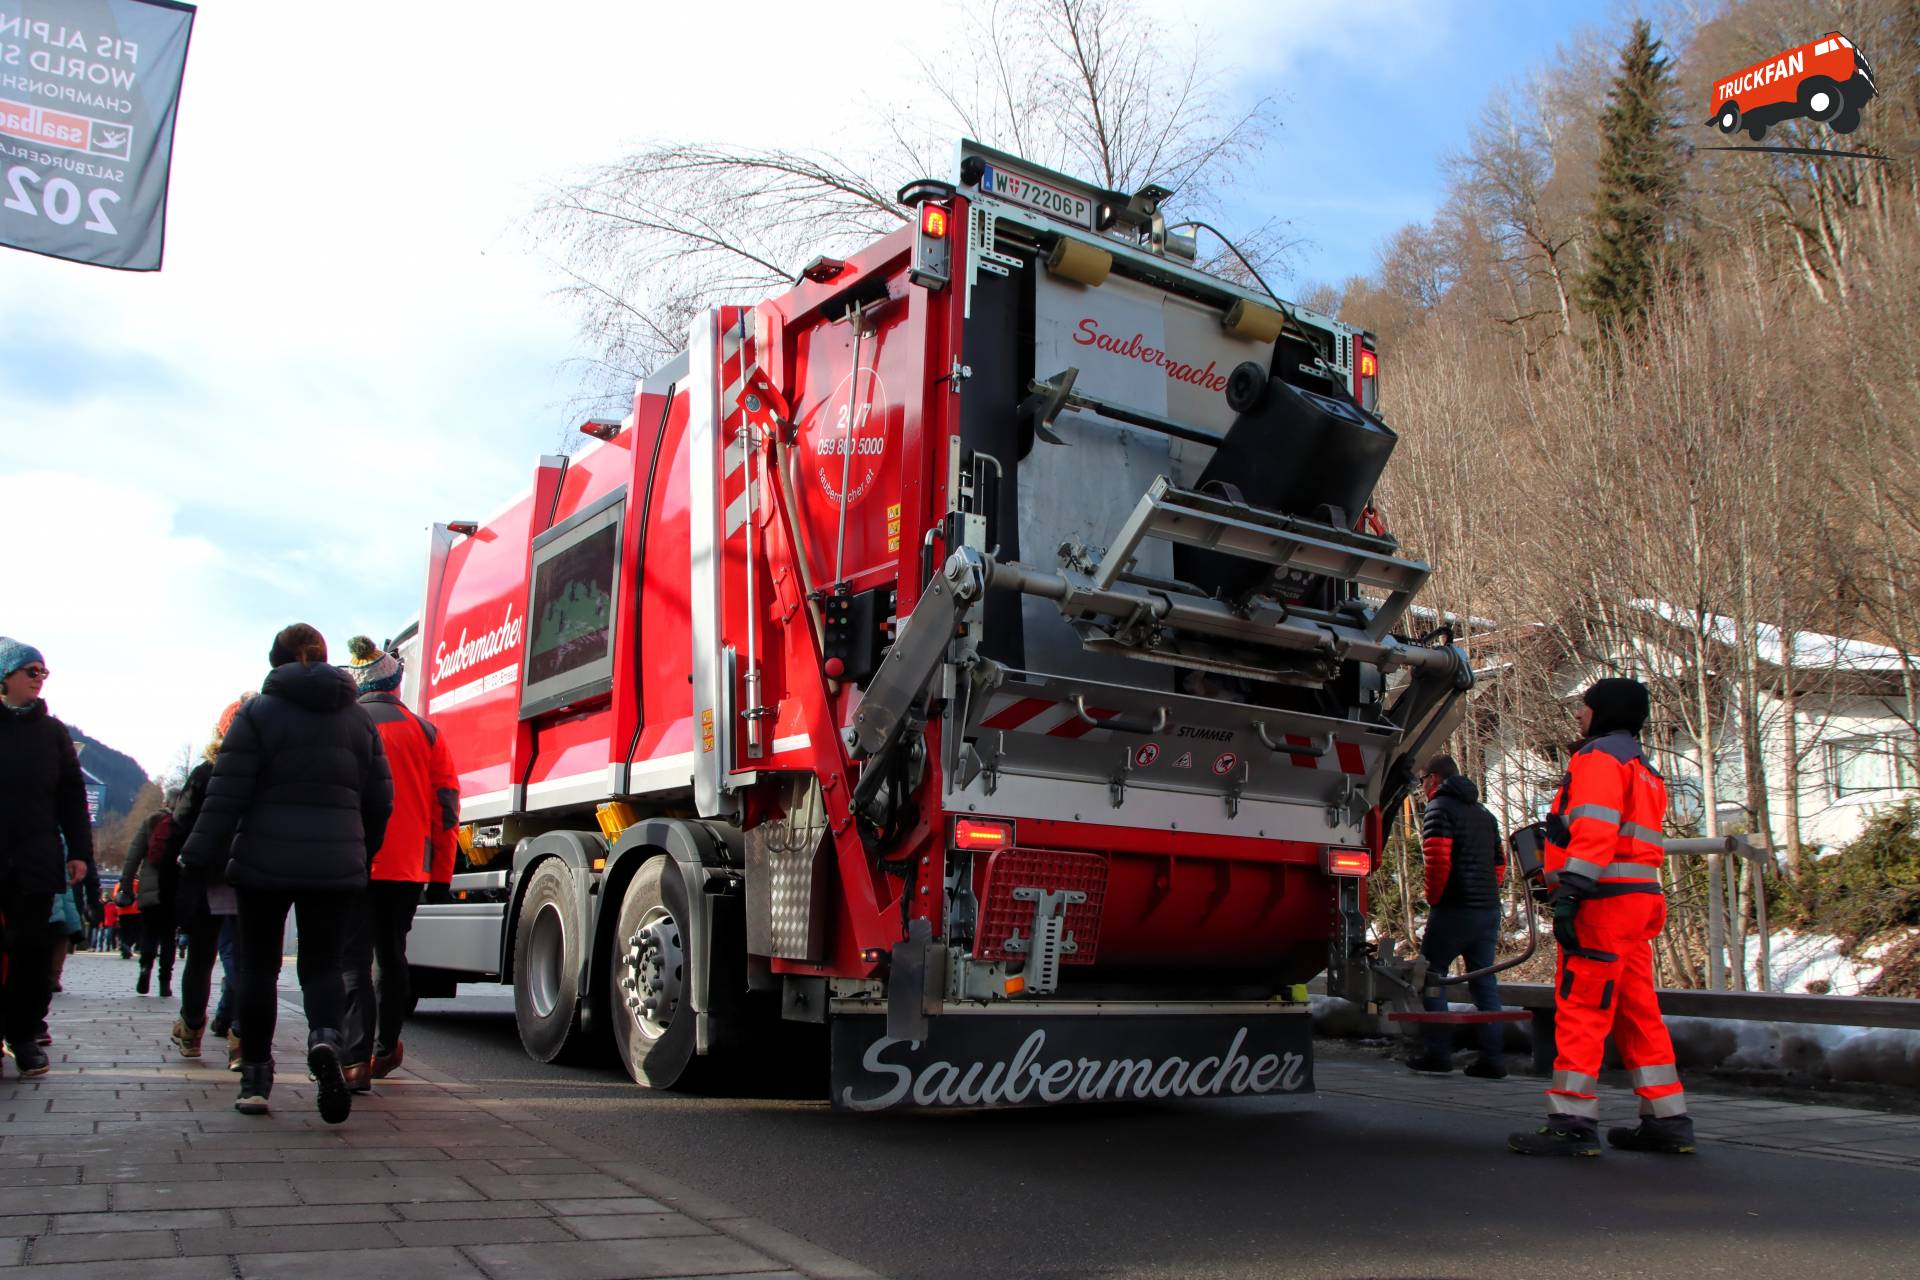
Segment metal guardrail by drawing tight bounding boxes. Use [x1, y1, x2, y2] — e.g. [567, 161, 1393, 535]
[1494, 981, 1920, 1074]
[1496, 983, 1920, 1031]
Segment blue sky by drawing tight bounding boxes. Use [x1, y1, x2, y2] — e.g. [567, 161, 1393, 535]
[1252, 0, 1619, 288]
[1, 0, 1629, 774]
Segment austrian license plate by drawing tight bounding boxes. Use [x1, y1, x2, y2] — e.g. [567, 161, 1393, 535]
[830, 1009, 1313, 1112]
[979, 163, 1096, 230]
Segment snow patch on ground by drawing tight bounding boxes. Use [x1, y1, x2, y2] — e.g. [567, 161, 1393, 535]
[1745, 930, 1883, 993]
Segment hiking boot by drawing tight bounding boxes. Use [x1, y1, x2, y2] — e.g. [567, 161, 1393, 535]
[1464, 1058, 1509, 1080]
[235, 1062, 273, 1114]
[308, 1030, 352, 1125]
[1407, 1052, 1453, 1074]
[226, 1031, 243, 1072]
[370, 1041, 404, 1079]
[1608, 1115, 1697, 1154]
[1509, 1119, 1603, 1156]
[343, 1061, 373, 1094]
[135, 966, 151, 996]
[170, 1018, 204, 1059]
[12, 1045, 51, 1078]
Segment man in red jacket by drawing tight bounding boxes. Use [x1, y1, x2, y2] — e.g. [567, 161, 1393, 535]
[1509, 678, 1691, 1157]
[340, 637, 457, 1089]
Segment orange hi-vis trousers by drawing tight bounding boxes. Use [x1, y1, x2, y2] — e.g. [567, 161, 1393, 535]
[1546, 891, 1687, 1123]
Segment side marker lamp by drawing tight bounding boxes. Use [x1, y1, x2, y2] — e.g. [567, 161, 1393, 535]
[1323, 848, 1373, 877]
[953, 817, 1015, 851]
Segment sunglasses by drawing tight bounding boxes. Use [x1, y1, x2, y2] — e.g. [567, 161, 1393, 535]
[17, 667, 50, 679]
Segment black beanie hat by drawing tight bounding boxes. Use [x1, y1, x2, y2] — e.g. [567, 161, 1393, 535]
[1583, 677, 1651, 736]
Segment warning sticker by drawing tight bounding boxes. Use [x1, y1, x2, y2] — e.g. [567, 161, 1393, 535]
[1134, 743, 1160, 767]
[886, 501, 902, 552]
[1211, 751, 1238, 776]
[1172, 751, 1193, 769]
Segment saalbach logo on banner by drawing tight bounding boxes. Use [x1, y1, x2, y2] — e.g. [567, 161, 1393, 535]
[0, 0, 195, 271]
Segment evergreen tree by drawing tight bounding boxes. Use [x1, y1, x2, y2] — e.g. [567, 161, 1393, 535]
[1579, 19, 1686, 334]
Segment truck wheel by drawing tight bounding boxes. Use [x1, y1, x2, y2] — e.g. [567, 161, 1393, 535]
[1715, 103, 1741, 134]
[607, 857, 702, 1089]
[1798, 76, 1844, 123]
[513, 859, 588, 1062]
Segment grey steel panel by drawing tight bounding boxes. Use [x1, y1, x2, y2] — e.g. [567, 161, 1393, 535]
[407, 905, 507, 978]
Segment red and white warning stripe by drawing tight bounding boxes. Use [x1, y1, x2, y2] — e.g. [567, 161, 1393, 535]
[719, 307, 757, 540]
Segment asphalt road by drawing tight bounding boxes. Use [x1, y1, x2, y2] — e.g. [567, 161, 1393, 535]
[402, 988, 1917, 1280]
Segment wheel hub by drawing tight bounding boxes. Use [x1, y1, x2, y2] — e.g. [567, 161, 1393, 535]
[619, 905, 683, 1040]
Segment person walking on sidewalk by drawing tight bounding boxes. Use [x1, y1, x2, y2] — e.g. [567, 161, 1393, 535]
[169, 695, 249, 1068]
[182, 624, 393, 1124]
[340, 637, 457, 1091]
[0, 639, 95, 1077]
[1509, 677, 1693, 1157]
[1408, 754, 1508, 1079]
[117, 796, 181, 999]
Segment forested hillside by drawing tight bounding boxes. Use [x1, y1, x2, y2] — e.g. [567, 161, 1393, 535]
[1328, 0, 1920, 987]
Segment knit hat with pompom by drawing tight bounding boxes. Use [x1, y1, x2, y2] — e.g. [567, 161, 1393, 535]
[345, 635, 402, 693]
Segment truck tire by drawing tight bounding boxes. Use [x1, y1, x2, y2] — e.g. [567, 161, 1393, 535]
[1798, 76, 1843, 122]
[607, 856, 703, 1089]
[513, 859, 589, 1063]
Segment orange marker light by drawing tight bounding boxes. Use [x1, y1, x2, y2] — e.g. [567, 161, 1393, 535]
[953, 817, 1014, 851]
[1358, 350, 1378, 378]
[921, 204, 949, 239]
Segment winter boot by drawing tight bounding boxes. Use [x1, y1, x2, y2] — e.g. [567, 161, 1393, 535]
[1407, 1051, 1453, 1074]
[1464, 1058, 1509, 1080]
[10, 1045, 50, 1078]
[370, 1041, 404, 1079]
[159, 969, 173, 1000]
[1608, 1115, 1697, 1154]
[135, 964, 151, 996]
[1509, 1117, 1603, 1157]
[170, 1018, 204, 1059]
[308, 1029, 353, 1125]
[226, 1031, 243, 1072]
[235, 1062, 273, 1115]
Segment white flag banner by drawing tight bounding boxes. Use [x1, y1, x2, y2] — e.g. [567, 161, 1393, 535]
[0, 0, 195, 270]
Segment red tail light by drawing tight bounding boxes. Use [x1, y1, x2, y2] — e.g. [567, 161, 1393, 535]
[1354, 340, 1379, 413]
[921, 203, 950, 239]
[953, 817, 1015, 851]
[1324, 848, 1372, 877]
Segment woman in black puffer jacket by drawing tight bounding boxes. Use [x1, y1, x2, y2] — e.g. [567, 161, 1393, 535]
[182, 624, 392, 1123]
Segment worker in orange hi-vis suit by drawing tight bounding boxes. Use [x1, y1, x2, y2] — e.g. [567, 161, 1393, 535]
[1509, 677, 1694, 1157]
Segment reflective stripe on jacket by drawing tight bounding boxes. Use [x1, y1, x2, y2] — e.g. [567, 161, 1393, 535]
[1544, 731, 1669, 890]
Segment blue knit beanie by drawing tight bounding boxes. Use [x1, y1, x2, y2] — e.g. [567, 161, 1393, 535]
[345, 635, 403, 693]
[0, 637, 45, 680]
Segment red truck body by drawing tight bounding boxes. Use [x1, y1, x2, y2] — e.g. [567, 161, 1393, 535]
[401, 142, 1466, 1110]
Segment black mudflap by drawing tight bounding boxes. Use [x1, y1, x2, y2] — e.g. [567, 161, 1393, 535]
[831, 1009, 1313, 1112]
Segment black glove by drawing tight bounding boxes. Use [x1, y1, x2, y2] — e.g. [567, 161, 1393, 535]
[424, 882, 454, 906]
[1549, 871, 1597, 950]
[1550, 888, 1583, 952]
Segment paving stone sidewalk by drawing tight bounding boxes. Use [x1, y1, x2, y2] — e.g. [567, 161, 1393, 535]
[1316, 1041, 1920, 1169]
[1, 950, 881, 1279]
